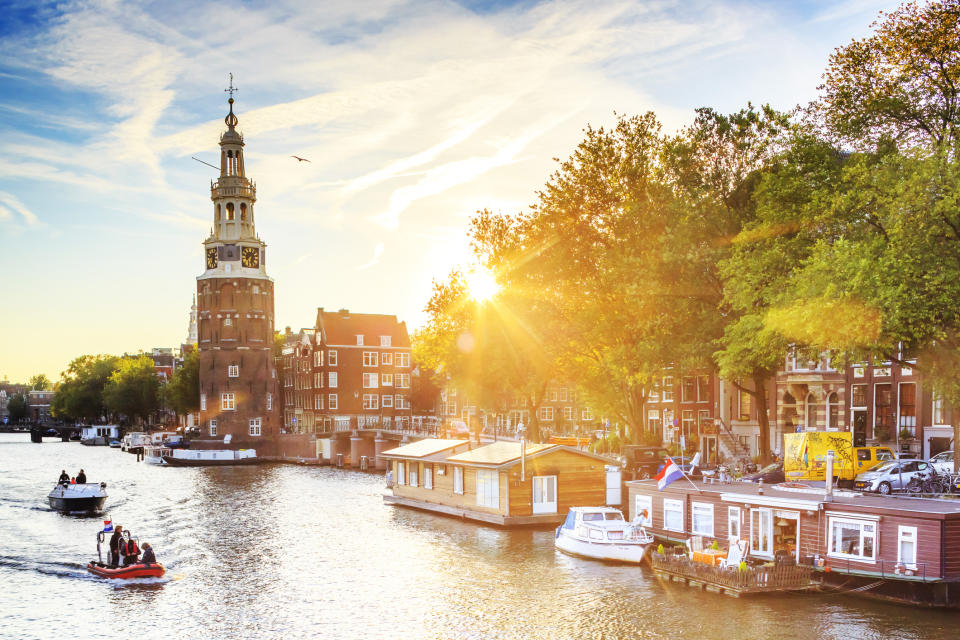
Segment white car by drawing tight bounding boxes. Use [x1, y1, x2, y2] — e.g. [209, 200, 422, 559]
[930, 451, 955, 475]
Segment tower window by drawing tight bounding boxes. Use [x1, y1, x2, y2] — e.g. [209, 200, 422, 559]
[240, 203, 247, 221]
[216, 204, 221, 220]
[227, 202, 235, 221]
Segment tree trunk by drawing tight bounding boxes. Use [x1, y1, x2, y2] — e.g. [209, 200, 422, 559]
[753, 375, 773, 466]
[953, 406, 960, 475]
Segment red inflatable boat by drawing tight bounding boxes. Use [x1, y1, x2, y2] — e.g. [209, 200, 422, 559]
[87, 561, 166, 579]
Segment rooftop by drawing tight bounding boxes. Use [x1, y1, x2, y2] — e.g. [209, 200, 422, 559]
[446, 441, 556, 466]
[380, 439, 468, 459]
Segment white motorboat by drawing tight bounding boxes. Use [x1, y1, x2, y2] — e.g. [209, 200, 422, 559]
[555, 506, 653, 564]
[161, 449, 258, 466]
[143, 446, 172, 465]
[48, 482, 108, 513]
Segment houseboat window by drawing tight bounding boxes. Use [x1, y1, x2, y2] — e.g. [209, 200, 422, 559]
[751, 509, 773, 557]
[453, 466, 464, 494]
[408, 467, 418, 488]
[476, 469, 499, 508]
[898, 526, 917, 567]
[664, 499, 683, 532]
[692, 503, 714, 537]
[397, 462, 405, 486]
[635, 495, 653, 527]
[728, 507, 741, 541]
[424, 466, 433, 490]
[828, 517, 876, 562]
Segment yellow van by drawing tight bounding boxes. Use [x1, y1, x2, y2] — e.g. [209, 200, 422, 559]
[783, 432, 896, 485]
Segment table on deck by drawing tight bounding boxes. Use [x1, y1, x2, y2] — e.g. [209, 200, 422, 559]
[692, 549, 728, 567]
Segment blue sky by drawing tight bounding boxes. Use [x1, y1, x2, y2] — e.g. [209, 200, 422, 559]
[0, 0, 900, 382]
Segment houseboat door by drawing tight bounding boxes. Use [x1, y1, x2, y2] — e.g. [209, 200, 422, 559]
[750, 508, 774, 559]
[532, 475, 557, 514]
[773, 510, 800, 564]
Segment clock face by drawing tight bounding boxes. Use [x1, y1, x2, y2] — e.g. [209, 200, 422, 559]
[242, 246, 260, 269]
[206, 247, 218, 269]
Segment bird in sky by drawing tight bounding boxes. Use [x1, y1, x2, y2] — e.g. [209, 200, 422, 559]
[291, 155, 311, 162]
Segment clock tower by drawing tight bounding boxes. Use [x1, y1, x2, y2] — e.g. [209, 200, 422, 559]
[194, 80, 278, 452]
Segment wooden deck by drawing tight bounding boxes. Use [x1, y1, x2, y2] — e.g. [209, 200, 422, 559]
[383, 494, 565, 527]
[651, 553, 816, 597]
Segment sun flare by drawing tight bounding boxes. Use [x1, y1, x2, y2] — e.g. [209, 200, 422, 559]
[465, 268, 499, 302]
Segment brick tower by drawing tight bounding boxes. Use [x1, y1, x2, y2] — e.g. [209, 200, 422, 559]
[194, 80, 279, 453]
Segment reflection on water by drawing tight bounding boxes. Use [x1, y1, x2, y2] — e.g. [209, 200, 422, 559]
[1, 433, 957, 640]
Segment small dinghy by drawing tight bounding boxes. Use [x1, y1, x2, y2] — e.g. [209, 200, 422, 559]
[48, 482, 107, 513]
[87, 528, 165, 579]
[555, 506, 654, 564]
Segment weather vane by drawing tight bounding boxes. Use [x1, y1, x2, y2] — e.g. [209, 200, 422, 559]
[225, 73, 238, 100]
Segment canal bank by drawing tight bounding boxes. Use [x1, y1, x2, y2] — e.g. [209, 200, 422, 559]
[3, 434, 959, 640]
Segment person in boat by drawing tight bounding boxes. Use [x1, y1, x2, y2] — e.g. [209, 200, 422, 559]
[109, 525, 124, 568]
[122, 536, 140, 566]
[58, 470, 69, 485]
[140, 542, 156, 565]
[76, 469, 86, 483]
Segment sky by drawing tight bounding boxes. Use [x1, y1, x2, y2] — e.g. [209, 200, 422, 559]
[0, 0, 902, 383]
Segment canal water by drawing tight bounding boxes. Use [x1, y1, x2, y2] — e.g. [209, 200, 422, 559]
[1, 433, 956, 640]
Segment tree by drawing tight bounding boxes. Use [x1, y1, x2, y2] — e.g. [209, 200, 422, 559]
[164, 350, 200, 418]
[29, 374, 51, 391]
[50, 355, 121, 423]
[409, 365, 442, 415]
[819, 0, 960, 150]
[7, 393, 27, 423]
[102, 356, 161, 426]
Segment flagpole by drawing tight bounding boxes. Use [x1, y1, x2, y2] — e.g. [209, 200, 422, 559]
[667, 455, 702, 494]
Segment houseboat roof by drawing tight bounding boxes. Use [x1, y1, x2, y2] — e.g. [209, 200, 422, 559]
[628, 479, 960, 517]
[445, 441, 556, 466]
[380, 439, 468, 459]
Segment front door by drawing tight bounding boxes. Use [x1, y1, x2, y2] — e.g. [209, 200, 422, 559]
[853, 412, 867, 447]
[532, 475, 557, 514]
[751, 508, 773, 558]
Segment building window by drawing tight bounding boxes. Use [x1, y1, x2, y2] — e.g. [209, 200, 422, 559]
[315, 396, 323, 410]
[697, 375, 710, 402]
[582, 407, 594, 420]
[540, 406, 554, 421]
[363, 351, 378, 367]
[314, 372, 323, 388]
[328, 350, 338, 366]
[453, 466, 464, 494]
[691, 502, 714, 537]
[875, 383, 894, 440]
[397, 462, 405, 486]
[445, 399, 456, 415]
[423, 465, 433, 490]
[681, 410, 695, 437]
[249, 418, 261, 437]
[328, 372, 338, 388]
[382, 394, 393, 408]
[395, 395, 410, 410]
[363, 394, 379, 410]
[363, 373, 379, 388]
[698, 410, 712, 430]
[382, 352, 393, 365]
[381, 374, 393, 387]
[200, 393, 206, 411]
[661, 376, 674, 402]
[228, 364, 239, 377]
[681, 377, 695, 402]
[739, 389, 753, 421]
[933, 392, 946, 424]
[805, 393, 817, 430]
[221, 393, 235, 411]
[728, 507, 741, 541]
[314, 351, 323, 367]
[560, 387, 568, 401]
[899, 383, 917, 438]
[476, 469, 499, 508]
[356, 334, 364, 345]
[380, 335, 392, 347]
[224, 317, 232, 326]
[828, 517, 876, 562]
[648, 409, 661, 434]
[663, 499, 683, 532]
[209, 420, 217, 437]
[328, 394, 338, 410]
[267, 392, 272, 411]
[396, 373, 410, 388]
[898, 525, 917, 568]
[396, 352, 410, 368]
[563, 406, 573, 420]
[634, 495, 653, 526]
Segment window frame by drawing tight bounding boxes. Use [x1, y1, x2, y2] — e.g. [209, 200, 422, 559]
[634, 494, 653, 527]
[221, 392, 235, 411]
[248, 417, 262, 437]
[728, 506, 741, 542]
[328, 394, 338, 410]
[328, 350, 338, 366]
[382, 394, 393, 408]
[328, 372, 338, 388]
[827, 516, 877, 563]
[209, 419, 217, 437]
[228, 364, 239, 378]
[898, 525, 918, 569]
[476, 469, 499, 508]
[691, 502, 714, 537]
[663, 498, 684, 532]
[363, 372, 379, 388]
[453, 466, 464, 494]
[362, 393, 379, 410]
[363, 351, 378, 367]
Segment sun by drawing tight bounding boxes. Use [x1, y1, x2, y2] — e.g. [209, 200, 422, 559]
[465, 268, 499, 302]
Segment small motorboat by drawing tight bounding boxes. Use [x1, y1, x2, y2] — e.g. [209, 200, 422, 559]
[161, 448, 259, 466]
[87, 529, 165, 579]
[48, 482, 107, 513]
[555, 506, 654, 564]
[143, 445, 172, 465]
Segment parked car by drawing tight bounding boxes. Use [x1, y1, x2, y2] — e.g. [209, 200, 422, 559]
[742, 462, 785, 484]
[930, 450, 955, 475]
[620, 445, 671, 480]
[163, 435, 187, 448]
[854, 459, 931, 495]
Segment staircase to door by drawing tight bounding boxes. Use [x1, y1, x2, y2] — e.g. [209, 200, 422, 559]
[718, 429, 751, 461]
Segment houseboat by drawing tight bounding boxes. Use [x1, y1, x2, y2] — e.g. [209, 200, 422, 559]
[80, 425, 120, 446]
[382, 438, 613, 526]
[627, 478, 960, 607]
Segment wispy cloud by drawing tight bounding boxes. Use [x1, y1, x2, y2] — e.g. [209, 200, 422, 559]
[357, 243, 384, 270]
[0, 191, 41, 227]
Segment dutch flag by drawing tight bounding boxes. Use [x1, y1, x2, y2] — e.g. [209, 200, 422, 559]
[102, 518, 113, 532]
[654, 458, 684, 491]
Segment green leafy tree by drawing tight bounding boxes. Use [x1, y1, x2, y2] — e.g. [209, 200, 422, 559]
[103, 356, 161, 426]
[819, 0, 960, 150]
[7, 393, 27, 423]
[50, 355, 121, 423]
[29, 374, 51, 391]
[164, 350, 200, 418]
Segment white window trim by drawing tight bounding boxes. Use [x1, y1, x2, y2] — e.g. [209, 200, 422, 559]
[363, 373, 379, 389]
[382, 352, 393, 365]
[221, 393, 235, 411]
[382, 374, 393, 387]
[267, 392, 273, 411]
[328, 350, 338, 366]
[827, 516, 877, 564]
[453, 466, 464, 495]
[476, 469, 499, 509]
[728, 506, 741, 542]
[328, 372, 338, 388]
[200, 393, 206, 411]
[634, 494, 653, 527]
[249, 417, 262, 437]
[209, 419, 217, 437]
[363, 351, 378, 367]
[424, 466, 433, 490]
[228, 364, 239, 378]
[663, 498, 684, 532]
[397, 462, 405, 486]
[897, 525, 918, 569]
[691, 502, 714, 537]
[328, 393, 338, 410]
[382, 394, 393, 408]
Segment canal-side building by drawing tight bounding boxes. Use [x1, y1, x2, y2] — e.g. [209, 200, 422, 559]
[193, 89, 279, 453]
[383, 439, 611, 526]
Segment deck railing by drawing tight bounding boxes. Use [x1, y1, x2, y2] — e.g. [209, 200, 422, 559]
[651, 553, 814, 592]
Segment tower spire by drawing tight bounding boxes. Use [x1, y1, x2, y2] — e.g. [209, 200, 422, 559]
[224, 73, 239, 128]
